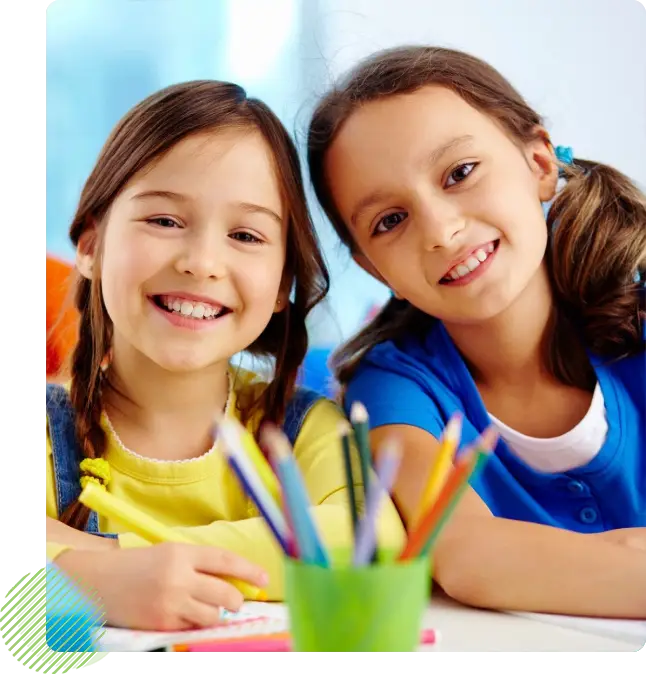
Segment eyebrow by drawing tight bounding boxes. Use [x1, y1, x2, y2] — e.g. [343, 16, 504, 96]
[350, 134, 475, 226]
[131, 190, 188, 202]
[131, 191, 282, 225]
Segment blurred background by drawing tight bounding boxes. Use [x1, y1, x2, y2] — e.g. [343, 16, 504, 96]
[47, 0, 646, 391]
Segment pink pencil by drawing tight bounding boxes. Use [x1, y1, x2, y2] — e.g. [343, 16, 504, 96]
[170, 628, 439, 651]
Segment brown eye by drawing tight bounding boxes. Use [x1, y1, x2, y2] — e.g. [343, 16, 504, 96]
[373, 211, 407, 235]
[446, 162, 477, 187]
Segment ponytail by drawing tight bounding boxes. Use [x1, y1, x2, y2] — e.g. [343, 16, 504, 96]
[547, 159, 646, 377]
[59, 275, 112, 530]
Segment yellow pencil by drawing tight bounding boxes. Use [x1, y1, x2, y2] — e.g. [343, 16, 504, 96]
[79, 482, 267, 601]
[412, 413, 462, 527]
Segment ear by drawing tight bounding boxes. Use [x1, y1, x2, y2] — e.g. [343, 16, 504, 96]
[273, 275, 291, 313]
[525, 127, 559, 203]
[352, 251, 404, 299]
[75, 224, 99, 280]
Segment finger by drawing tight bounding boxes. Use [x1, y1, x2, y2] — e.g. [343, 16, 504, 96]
[191, 547, 268, 587]
[191, 573, 245, 613]
[181, 598, 226, 629]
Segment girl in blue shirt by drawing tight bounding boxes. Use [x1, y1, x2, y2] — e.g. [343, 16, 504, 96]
[307, 46, 646, 618]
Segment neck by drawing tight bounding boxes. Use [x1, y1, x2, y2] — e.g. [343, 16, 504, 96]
[444, 266, 554, 387]
[103, 335, 230, 432]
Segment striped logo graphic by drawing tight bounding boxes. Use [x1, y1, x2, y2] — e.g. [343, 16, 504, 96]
[1, 565, 108, 670]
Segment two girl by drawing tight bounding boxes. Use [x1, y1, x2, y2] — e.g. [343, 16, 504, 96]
[307, 46, 646, 618]
[46, 81, 405, 630]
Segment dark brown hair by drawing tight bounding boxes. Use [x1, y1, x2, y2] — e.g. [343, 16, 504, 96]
[62, 81, 329, 529]
[307, 46, 646, 387]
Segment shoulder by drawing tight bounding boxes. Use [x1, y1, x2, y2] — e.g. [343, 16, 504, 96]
[344, 326, 455, 436]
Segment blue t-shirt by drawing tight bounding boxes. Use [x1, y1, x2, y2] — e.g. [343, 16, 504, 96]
[345, 322, 646, 532]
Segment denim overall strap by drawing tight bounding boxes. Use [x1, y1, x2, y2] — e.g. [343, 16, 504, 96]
[282, 387, 324, 447]
[46, 383, 105, 535]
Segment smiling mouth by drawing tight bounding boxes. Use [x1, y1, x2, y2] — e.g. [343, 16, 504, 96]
[439, 240, 500, 284]
[152, 295, 232, 321]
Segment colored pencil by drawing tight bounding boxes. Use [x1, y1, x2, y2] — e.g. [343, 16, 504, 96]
[399, 427, 498, 560]
[412, 412, 462, 527]
[262, 424, 330, 567]
[349, 401, 376, 561]
[220, 416, 282, 505]
[169, 628, 439, 651]
[79, 482, 267, 601]
[353, 438, 402, 566]
[339, 421, 359, 535]
[217, 418, 290, 555]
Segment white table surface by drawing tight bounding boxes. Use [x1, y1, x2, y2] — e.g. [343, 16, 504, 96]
[419, 592, 641, 652]
[100, 591, 644, 652]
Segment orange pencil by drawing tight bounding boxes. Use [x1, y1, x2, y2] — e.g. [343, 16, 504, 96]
[399, 427, 498, 560]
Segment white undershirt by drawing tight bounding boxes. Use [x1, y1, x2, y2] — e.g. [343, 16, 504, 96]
[488, 383, 608, 473]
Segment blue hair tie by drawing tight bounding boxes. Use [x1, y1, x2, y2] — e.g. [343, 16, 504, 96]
[555, 145, 574, 177]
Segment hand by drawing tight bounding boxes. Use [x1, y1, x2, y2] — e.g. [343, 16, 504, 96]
[54, 543, 269, 630]
[47, 517, 118, 551]
[596, 528, 646, 551]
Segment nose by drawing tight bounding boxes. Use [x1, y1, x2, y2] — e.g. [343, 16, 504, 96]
[174, 226, 227, 279]
[417, 196, 466, 251]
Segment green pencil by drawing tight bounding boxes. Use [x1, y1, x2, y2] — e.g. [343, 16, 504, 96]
[350, 401, 377, 562]
[339, 421, 359, 535]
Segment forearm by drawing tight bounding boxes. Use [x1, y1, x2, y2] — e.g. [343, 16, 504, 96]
[434, 516, 646, 618]
[119, 493, 405, 600]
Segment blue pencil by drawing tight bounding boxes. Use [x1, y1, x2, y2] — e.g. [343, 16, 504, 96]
[352, 438, 402, 566]
[217, 419, 290, 556]
[262, 425, 330, 568]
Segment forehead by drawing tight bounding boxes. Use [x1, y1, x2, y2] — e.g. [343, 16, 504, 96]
[123, 128, 284, 211]
[326, 86, 501, 172]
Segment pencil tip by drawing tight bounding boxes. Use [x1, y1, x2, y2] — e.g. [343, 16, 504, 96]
[350, 401, 368, 423]
[338, 420, 352, 436]
[478, 426, 499, 452]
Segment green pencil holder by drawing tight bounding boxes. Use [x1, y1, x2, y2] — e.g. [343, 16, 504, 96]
[284, 550, 430, 652]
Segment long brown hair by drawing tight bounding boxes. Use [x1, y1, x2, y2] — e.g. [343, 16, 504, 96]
[307, 46, 646, 387]
[62, 81, 329, 529]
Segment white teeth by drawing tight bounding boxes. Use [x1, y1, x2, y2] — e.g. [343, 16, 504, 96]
[443, 243, 496, 282]
[465, 256, 480, 271]
[159, 296, 225, 320]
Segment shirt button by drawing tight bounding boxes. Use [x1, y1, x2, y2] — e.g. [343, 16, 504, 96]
[567, 480, 585, 495]
[579, 507, 598, 524]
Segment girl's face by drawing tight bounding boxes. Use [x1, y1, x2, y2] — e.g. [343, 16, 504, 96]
[80, 129, 289, 372]
[325, 86, 558, 325]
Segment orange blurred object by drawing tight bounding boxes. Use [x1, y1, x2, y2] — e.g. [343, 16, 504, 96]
[47, 255, 79, 379]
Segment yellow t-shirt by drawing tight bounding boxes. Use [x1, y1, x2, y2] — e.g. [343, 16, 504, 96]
[46, 370, 405, 599]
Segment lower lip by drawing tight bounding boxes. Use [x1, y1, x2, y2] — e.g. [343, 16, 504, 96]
[441, 244, 499, 287]
[149, 298, 230, 331]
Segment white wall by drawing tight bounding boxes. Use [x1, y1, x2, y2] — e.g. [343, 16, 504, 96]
[303, 0, 646, 344]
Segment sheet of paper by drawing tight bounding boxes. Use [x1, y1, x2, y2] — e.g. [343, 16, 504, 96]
[98, 603, 289, 652]
[511, 611, 646, 645]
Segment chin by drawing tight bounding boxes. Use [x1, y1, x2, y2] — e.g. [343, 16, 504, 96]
[150, 349, 231, 374]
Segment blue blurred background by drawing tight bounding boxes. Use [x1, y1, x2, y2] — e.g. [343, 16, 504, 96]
[47, 0, 646, 393]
